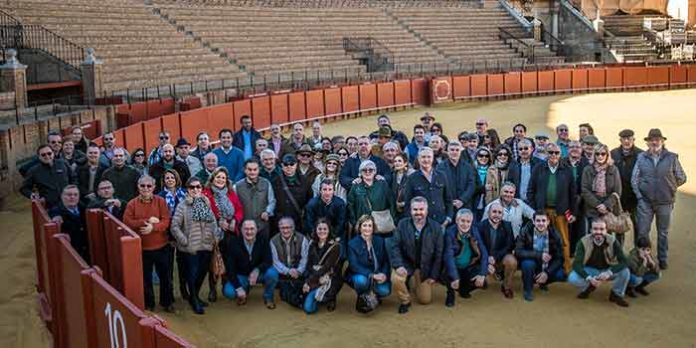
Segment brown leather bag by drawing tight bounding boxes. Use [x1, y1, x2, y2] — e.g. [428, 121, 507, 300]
[602, 192, 633, 234]
[210, 242, 226, 281]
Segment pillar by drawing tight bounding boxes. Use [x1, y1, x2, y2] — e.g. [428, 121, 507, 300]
[533, 18, 543, 41]
[81, 48, 103, 105]
[0, 49, 28, 109]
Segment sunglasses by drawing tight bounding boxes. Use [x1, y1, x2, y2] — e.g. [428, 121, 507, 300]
[558, 129, 569, 133]
[49, 140, 62, 144]
[519, 147, 530, 150]
[476, 123, 485, 126]
[282, 162, 296, 166]
[361, 168, 376, 173]
[326, 161, 338, 166]
[160, 136, 169, 140]
[134, 153, 145, 157]
[477, 154, 489, 158]
[338, 153, 349, 157]
[139, 184, 154, 188]
[596, 152, 608, 156]
[548, 151, 561, 155]
[497, 152, 509, 157]
[39, 152, 53, 157]
[188, 184, 202, 189]
[298, 153, 311, 157]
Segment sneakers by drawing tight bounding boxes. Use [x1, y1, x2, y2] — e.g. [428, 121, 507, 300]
[609, 291, 630, 307]
[445, 290, 455, 307]
[264, 299, 276, 310]
[398, 302, 411, 314]
[577, 285, 596, 299]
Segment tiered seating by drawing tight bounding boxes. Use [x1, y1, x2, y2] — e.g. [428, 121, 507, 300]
[4, 0, 246, 92]
[603, 15, 659, 62]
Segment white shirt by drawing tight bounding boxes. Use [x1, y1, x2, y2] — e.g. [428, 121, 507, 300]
[482, 198, 535, 238]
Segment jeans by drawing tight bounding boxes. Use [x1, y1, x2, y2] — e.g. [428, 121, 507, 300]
[223, 268, 279, 302]
[629, 272, 660, 287]
[568, 266, 630, 297]
[351, 274, 391, 298]
[304, 289, 319, 314]
[182, 250, 212, 300]
[520, 259, 565, 295]
[142, 244, 174, 308]
[636, 200, 673, 263]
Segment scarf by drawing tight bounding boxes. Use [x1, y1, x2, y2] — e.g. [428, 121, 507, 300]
[592, 162, 608, 197]
[191, 196, 215, 222]
[495, 159, 510, 170]
[476, 165, 488, 184]
[211, 185, 235, 220]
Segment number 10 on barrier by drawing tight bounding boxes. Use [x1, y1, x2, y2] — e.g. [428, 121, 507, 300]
[104, 302, 127, 348]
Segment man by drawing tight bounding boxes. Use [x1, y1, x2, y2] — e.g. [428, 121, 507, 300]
[213, 128, 245, 182]
[99, 132, 119, 168]
[403, 147, 452, 227]
[507, 138, 541, 203]
[339, 135, 391, 191]
[225, 220, 278, 309]
[345, 136, 359, 155]
[555, 124, 570, 158]
[631, 129, 686, 269]
[369, 114, 409, 149]
[71, 125, 89, 154]
[562, 140, 589, 253]
[331, 135, 346, 152]
[405, 124, 428, 164]
[148, 131, 170, 167]
[176, 138, 202, 176]
[234, 159, 276, 238]
[308, 121, 323, 150]
[421, 112, 436, 142]
[267, 124, 293, 159]
[533, 133, 550, 161]
[194, 153, 218, 184]
[270, 217, 310, 307]
[528, 142, 577, 274]
[254, 138, 269, 159]
[390, 197, 444, 314]
[475, 118, 488, 145]
[20, 131, 64, 176]
[579, 123, 594, 139]
[76, 144, 107, 204]
[436, 141, 476, 212]
[381, 141, 401, 168]
[581, 135, 599, 163]
[233, 115, 262, 160]
[288, 123, 308, 151]
[515, 210, 565, 301]
[190, 131, 214, 161]
[482, 182, 535, 238]
[259, 149, 282, 182]
[149, 144, 191, 193]
[611, 129, 644, 244]
[87, 179, 127, 219]
[272, 154, 313, 231]
[478, 202, 517, 298]
[296, 144, 320, 184]
[372, 126, 393, 159]
[48, 185, 89, 261]
[123, 175, 174, 312]
[568, 219, 630, 307]
[428, 135, 447, 165]
[304, 178, 347, 249]
[463, 133, 479, 165]
[504, 123, 534, 161]
[21, 144, 72, 209]
[443, 209, 488, 306]
[102, 147, 140, 202]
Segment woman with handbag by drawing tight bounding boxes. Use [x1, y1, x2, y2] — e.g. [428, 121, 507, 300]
[202, 167, 243, 302]
[390, 153, 415, 221]
[157, 169, 189, 303]
[347, 215, 392, 313]
[484, 144, 512, 204]
[581, 143, 624, 243]
[170, 177, 222, 315]
[302, 219, 343, 314]
[347, 160, 396, 236]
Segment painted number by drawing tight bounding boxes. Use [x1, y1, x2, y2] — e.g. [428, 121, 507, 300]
[104, 302, 127, 348]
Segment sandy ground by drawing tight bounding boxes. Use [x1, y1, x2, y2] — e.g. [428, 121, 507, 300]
[1, 89, 695, 347]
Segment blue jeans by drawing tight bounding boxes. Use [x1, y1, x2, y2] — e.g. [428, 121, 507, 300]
[636, 201, 673, 264]
[629, 272, 660, 287]
[568, 267, 630, 297]
[351, 274, 391, 297]
[223, 268, 279, 302]
[520, 259, 565, 294]
[304, 289, 319, 314]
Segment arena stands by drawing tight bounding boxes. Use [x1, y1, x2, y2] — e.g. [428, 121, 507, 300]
[603, 15, 660, 62]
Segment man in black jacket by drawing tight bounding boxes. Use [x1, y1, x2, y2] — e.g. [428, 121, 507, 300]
[527, 143, 578, 274]
[437, 141, 476, 212]
[610, 129, 643, 243]
[233, 115, 262, 160]
[48, 185, 89, 261]
[478, 202, 517, 298]
[304, 178, 347, 249]
[21, 144, 72, 209]
[507, 138, 542, 203]
[272, 154, 313, 232]
[390, 197, 444, 314]
[403, 147, 453, 226]
[87, 180, 127, 220]
[339, 135, 391, 191]
[223, 220, 278, 308]
[149, 144, 191, 193]
[76, 144, 107, 205]
[515, 210, 565, 302]
[504, 123, 535, 161]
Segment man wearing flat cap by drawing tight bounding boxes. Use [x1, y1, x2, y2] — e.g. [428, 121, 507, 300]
[420, 112, 435, 142]
[631, 129, 687, 270]
[611, 129, 643, 243]
[581, 135, 599, 163]
[296, 144, 320, 184]
[369, 115, 409, 149]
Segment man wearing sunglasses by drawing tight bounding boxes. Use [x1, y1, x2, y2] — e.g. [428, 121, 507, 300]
[555, 124, 571, 158]
[19, 131, 64, 177]
[21, 144, 73, 209]
[148, 131, 171, 167]
[339, 135, 391, 191]
[508, 139, 541, 204]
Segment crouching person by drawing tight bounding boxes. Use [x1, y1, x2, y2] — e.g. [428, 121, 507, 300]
[223, 220, 278, 309]
[170, 177, 221, 315]
[302, 219, 343, 314]
[444, 209, 488, 307]
[390, 197, 444, 314]
[515, 210, 566, 302]
[568, 219, 631, 307]
[479, 202, 518, 299]
[626, 236, 660, 297]
[347, 215, 392, 308]
[270, 217, 309, 309]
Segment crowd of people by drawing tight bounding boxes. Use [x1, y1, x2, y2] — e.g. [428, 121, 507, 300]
[20, 112, 686, 315]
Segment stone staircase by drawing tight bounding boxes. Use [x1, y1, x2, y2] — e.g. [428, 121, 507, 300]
[603, 15, 659, 62]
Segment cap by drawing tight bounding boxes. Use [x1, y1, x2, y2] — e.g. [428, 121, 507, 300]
[281, 154, 297, 165]
[378, 126, 392, 138]
[534, 133, 550, 140]
[581, 135, 599, 145]
[420, 113, 435, 121]
[618, 129, 634, 138]
[466, 133, 478, 141]
[325, 153, 340, 163]
[296, 144, 315, 155]
[175, 138, 190, 147]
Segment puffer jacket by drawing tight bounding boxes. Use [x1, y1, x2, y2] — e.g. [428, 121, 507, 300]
[631, 149, 687, 205]
[170, 195, 222, 254]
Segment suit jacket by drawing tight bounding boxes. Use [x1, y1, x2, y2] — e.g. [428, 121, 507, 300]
[48, 204, 89, 262]
[76, 163, 107, 200]
[347, 235, 390, 277]
[477, 219, 515, 262]
[527, 163, 578, 215]
[389, 217, 444, 280]
[507, 157, 542, 200]
[227, 235, 272, 289]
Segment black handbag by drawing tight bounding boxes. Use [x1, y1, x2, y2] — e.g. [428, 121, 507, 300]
[279, 278, 306, 309]
[355, 280, 379, 314]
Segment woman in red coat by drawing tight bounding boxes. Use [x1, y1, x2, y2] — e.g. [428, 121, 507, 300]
[202, 167, 243, 303]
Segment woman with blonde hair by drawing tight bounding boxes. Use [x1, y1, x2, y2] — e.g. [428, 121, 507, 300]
[347, 215, 391, 305]
[311, 153, 346, 201]
[484, 144, 512, 204]
[581, 143, 623, 243]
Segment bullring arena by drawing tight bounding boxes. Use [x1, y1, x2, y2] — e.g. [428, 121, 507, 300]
[0, 0, 695, 347]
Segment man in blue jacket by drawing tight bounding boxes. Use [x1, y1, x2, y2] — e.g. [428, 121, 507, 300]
[339, 135, 391, 191]
[444, 209, 488, 307]
[213, 128, 245, 182]
[403, 147, 453, 226]
[304, 178, 347, 253]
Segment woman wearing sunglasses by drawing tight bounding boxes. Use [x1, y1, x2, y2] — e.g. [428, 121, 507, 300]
[581, 143, 623, 244]
[485, 145, 512, 204]
[473, 148, 493, 221]
[130, 148, 147, 175]
[312, 154, 346, 202]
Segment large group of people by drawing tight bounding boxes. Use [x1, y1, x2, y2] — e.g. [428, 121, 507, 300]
[20, 112, 686, 315]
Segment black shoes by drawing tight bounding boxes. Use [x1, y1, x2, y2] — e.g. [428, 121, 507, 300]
[659, 261, 668, 270]
[609, 291, 630, 307]
[445, 290, 455, 307]
[635, 282, 651, 296]
[326, 300, 337, 312]
[577, 285, 596, 299]
[625, 287, 637, 298]
[398, 303, 411, 314]
[208, 289, 218, 303]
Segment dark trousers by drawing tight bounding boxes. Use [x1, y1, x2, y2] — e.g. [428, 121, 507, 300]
[520, 259, 565, 294]
[569, 214, 586, 256]
[446, 264, 481, 296]
[183, 250, 212, 301]
[176, 248, 187, 294]
[142, 244, 174, 308]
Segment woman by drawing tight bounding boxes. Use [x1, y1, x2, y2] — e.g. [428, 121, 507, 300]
[346, 160, 395, 235]
[311, 154, 346, 201]
[473, 147, 492, 221]
[71, 126, 89, 154]
[389, 153, 415, 221]
[483, 129, 501, 150]
[313, 149, 329, 174]
[202, 167, 243, 302]
[485, 145, 512, 204]
[130, 148, 147, 175]
[170, 177, 221, 315]
[581, 143, 622, 240]
[335, 146, 351, 166]
[302, 219, 343, 314]
[347, 215, 391, 305]
[61, 138, 86, 174]
[158, 169, 187, 215]
[430, 122, 449, 144]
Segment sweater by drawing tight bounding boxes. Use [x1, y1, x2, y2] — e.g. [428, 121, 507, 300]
[123, 195, 171, 251]
[213, 146, 245, 182]
[572, 234, 627, 278]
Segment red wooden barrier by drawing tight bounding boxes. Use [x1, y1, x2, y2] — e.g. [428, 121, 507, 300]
[377, 82, 395, 107]
[31, 201, 59, 331]
[688, 65, 696, 85]
[103, 211, 145, 309]
[431, 76, 453, 104]
[670, 65, 688, 87]
[647, 66, 670, 87]
[623, 67, 648, 88]
[305, 89, 325, 118]
[359, 83, 377, 110]
[179, 97, 202, 111]
[470, 74, 487, 97]
[207, 103, 234, 138]
[341, 85, 360, 113]
[162, 113, 181, 142]
[504, 72, 521, 96]
[587, 68, 606, 91]
[87, 209, 110, 281]
[154, 325, 196, 348]
[554, 69, 572, 92]
[251, 96, 271, 129]
[411, 78, 428, 105]
[606, 67, 624, 90]
[537, 71, 554, 93]
[323, 87, 342, 116]
[144, 118, 163, 154]
[393, 80, 412, 106]
[270, 93, 289, 124]
[521, 71, 538, 95]
[289, 92, 307, 122]
[487, 74, 504, 96]
[123, 123, 145, 153]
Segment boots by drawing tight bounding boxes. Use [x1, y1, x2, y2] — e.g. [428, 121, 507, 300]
[189, 296, 205, 315]
[625, 286, 637, 298]
[635, 281, 651, 296]
[609, 291, 630, 307]
[577, 285, 596, 299]
[445, 289, 455, 307]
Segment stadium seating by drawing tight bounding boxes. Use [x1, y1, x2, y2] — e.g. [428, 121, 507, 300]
[603, 15, 659, 62]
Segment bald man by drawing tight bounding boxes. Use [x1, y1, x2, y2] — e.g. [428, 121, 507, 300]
[149, 143, 191, 193]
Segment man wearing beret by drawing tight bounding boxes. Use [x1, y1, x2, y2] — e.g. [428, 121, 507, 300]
[610, 129, 643, 245]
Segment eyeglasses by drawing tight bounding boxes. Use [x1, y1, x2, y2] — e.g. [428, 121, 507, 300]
[548, 151, 561, 155]
[361, 168, 376, 173]
[477, 154, 489, 158]
[134, 153, 144, 157]
[476, 122, 485, 126]
[139, 184, 154, 188]
[519, 147, 530, 151]
[160, 136, 169, 140]
[39, 152, 53, 157]
[188, 184, 202, 189]
[338, 153, 349, 157]
[497, 152, 509, 157]
[298, 153, 311, 158]
[596, 152, 608, 156]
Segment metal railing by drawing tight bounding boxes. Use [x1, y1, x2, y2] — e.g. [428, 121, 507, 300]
[541, 27, 568, 58]
[499, 27, 534, 62]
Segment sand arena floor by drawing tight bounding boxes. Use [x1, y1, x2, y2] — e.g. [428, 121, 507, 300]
[1, 89, 695, 347]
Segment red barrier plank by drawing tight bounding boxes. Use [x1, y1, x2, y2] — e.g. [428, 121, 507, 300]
[87, 210, 109, 280]
[359, 83, 377, 110]
[647, 66, 670, 87]
[323, 88, 342, 116]
[587, 68, 606, 90]
[393, 80, 411, 105]
[521, 71, 538, 95]
[341, 86, 359, 113]
[377, 82, 395, 107]
[270, 93, 289, 124]
[131, 103, 147, 123]
[487, 74, 504, 96]
[305, 90, 325, 118]
[431, 77, 452, 104]
[571, 69, 588, 91]
[207, 103, 234, 139]
[103, 212, 145, 310]
[157, 99, 176, 117]
[154, 325, 195, 348]
[161, 114, 181, 142]
[233, 99, 252, 129]
[180, 109, 207, 143]
[288, 92, 307, 122]
[688, 65, 696, 84]
[251, 96, 271, 129]
[623, 67, 648, 87]
[470, 74, 487, 97]
[606, 67, 623, 89]
[143, 118, 162, 154]
[123, 123, 144, 154]
[451, 76, 470, 99]
[31, 201, 56, 329]
[411, 78, 428, 105]
[670, 65, 688, 86]
[113, 129, 126, 150]
[503, 72, 521, 96]
[538, 71, 554, 92]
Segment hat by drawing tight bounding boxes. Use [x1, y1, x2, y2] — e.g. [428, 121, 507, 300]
[296, 144, 315, 155]
[618, 129, 635, 138]
[325, 153, 340, 163]
[281, 154, 297, 165]
[534, 133, 549, 140]
[581, 135, 599, 145]
[378, 126, 392, 138]
[644, 128, 666, 141]
[175, 138, 190, 147]
[358, 160, 376, 172]
[420, 113, 435, 121]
